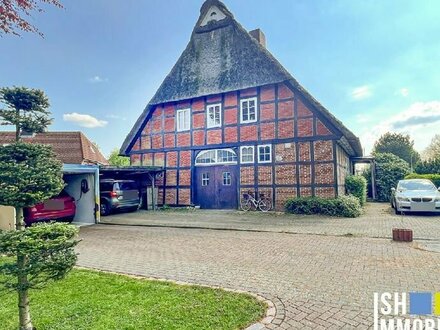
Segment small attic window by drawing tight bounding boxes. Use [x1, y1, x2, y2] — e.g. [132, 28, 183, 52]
[200, 5, 227, 27]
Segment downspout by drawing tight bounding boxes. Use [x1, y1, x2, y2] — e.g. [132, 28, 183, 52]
[95, 166, 100, 223]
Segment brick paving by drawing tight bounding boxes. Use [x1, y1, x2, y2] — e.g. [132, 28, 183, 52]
[100, 203, 440, 240]
[77, 224, 440, 329]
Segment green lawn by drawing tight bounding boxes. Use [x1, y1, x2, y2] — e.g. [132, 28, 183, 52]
[0, 268, 265, 330]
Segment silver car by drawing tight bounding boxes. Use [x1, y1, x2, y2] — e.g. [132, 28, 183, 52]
[391, 179, 440, 215]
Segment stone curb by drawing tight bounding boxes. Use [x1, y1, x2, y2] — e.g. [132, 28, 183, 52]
[75, 266, 282, 329]
[98, 222, 402, 240]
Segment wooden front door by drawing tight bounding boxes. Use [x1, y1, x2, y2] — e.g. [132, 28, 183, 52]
[195, 165, 238, 209]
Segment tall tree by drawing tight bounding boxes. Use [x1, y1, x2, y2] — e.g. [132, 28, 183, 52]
[372, 132, 420, 169]
[108, 148, 130, 166]
[0, 86, 76, 330]
[0, 0, 63, 36]
[423, 134, 440, 160]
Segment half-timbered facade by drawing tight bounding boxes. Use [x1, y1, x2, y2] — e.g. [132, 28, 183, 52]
[121, 0, 362, 210]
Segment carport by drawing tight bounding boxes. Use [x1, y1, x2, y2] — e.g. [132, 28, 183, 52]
[351, 156, 376, 200]
[63, 164, 100, 225]
[99, 166, 164, 212]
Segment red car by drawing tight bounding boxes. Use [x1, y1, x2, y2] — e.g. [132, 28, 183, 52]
[24, 190, 76, 225]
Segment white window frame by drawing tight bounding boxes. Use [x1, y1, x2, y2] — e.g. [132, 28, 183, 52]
[176, 108, 191, 132]
[240, 146, 255, 164]
[222, 172, 232, 186]
[258, 144, 272, 164]
[202, 173, 210, 186]
[240, 97, 258, 124]
[195, 148, 238, 166]
[207, 103, 222, 128]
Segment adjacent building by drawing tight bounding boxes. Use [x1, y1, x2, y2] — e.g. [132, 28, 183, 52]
[0, 131, 109, 165]
[120, 0, 362, 210]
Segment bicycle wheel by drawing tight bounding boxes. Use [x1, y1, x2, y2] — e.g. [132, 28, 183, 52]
[240, 198, 252, 211]
[258, 198, 272, 212]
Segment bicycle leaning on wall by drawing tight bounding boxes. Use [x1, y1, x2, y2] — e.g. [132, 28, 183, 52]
[240, 190, 273, 212]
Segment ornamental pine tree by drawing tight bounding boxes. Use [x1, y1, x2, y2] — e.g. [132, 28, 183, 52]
[0, 86, 78, 330]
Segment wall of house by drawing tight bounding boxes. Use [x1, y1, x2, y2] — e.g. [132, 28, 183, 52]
[129, 82, 344, 210]
[64, 174, 96, 224]
[0, 206, 15, 231]
[336, 144, 351, 196]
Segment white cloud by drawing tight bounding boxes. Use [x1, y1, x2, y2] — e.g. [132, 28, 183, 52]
[355, 114, 373, 124]
[89, 75, 108, 83]
[106, 114, 127, 121]
[63, 113, 108, 128]
[360, 101, 440, 155]
[399, 88, 409, 97]
[351, 85, 372, 100]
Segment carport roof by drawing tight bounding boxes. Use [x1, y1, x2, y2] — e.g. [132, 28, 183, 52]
[99, 166, 164, 176]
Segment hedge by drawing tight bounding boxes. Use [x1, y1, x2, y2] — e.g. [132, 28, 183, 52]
[285, 195, 362, 218]
[371, 153, 410, 202]
[404, 173, 440, 187]
[345, 175, 367, 206]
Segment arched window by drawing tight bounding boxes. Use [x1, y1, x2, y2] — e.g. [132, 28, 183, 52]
[195, 149, 237, 166]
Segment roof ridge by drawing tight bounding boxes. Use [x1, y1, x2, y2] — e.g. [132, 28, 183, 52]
[78, 131, 86, 162]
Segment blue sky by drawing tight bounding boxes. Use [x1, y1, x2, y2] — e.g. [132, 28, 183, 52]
[0, 0, 439, 157]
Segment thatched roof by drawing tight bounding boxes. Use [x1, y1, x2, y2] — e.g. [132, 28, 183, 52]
[121, 0, 362, 157]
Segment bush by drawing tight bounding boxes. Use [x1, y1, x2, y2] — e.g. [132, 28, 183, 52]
[285, 195, 362, 218]
[405, 173, 440, 187]
[415, 158, 440, 174]
[373, 153, 410, 202]
[345, 175, 367, 206]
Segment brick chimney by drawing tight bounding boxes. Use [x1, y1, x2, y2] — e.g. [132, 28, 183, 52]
[249, 29, 266, 48]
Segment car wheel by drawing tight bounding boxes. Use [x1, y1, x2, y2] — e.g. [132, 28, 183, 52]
[61, 217, 75, 223]
[100, 202, 110, 216]
[394, 204, 401, 215]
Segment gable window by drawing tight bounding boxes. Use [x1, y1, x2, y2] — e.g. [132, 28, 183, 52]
[258, 144, 272, 163]
[176, 109, 190, 132]
[240, 146, 254, 164]
[240, 97, 257, 124]
[207, 104, 222, 128]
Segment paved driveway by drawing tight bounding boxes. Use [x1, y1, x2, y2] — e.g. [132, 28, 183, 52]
[77, 225, 440, 329]
[100, 203, 440, 240]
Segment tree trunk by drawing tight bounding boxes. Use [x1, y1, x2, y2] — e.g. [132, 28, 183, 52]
[15, 207, 24, 231]
[15, 109, 20, 142]
[15, 208, 34, 329]
[17, 254, 33, 330]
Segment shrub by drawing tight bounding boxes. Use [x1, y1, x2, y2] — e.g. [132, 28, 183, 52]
[285, 195, 362, 218]
[405, 173, 440, 187]
[373, 153, 410, 202]
[415, 158, 440, 174]
[345, 175, 367, 206]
